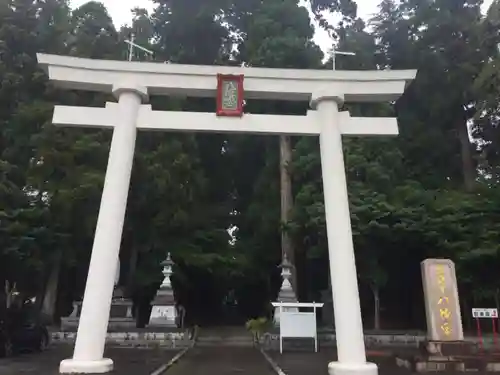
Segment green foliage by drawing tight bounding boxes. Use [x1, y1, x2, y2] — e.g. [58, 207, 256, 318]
[245, 317, 269, 341]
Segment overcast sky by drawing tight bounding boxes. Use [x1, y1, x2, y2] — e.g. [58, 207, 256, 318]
[70, 0, 495, 52]
[70, 0, 381, 26]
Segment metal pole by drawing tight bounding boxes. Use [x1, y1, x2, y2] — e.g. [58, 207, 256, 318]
[493, 317, 498, 351]
[477, 317, 484, 351]
[125, 34, 155, 62]
[128, 34, 134, 61]
[331, 44, 356, 71]
[332, 46, 336, 70]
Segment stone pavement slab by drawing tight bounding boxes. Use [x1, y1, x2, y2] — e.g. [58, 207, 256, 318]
[165, 347, 275, 375]
[0, 344, 179, 375]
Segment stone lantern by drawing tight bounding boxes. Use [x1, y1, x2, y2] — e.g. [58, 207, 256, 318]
[149, 253, 177, 327]
[160, 253, 174, 289]
[274, 254, 298, 325]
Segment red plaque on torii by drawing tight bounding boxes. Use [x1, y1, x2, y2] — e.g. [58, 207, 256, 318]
[216, 74, 244, 117]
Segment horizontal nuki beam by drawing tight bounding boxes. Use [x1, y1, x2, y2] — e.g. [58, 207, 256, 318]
[37, 54, 416, 103]
[52, 104, 399, 137]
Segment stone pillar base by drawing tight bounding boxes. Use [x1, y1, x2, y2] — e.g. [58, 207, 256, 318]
[423, 340, 476, 356]
[60, 358, 113, 374]
[328, 362, 378, 375]
[149, 305, 177, 327]
[414, 360, 465, 372]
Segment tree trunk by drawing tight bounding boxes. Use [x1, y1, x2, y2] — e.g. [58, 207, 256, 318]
[280, 135, 296, 292]
[0, 281, 6, 320]
[4, 281, 17, 310]
[41, 250, 63, 323]
[127, 245, 139, 295]
[372, 285, 381, 331]
[462, 295, 471, 332]
[457, 116, 476, 192]
[4, 281, 13, 309]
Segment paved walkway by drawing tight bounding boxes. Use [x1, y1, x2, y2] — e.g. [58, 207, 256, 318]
[266, 348, 498, 375]
[0, 345, 177, 375]
[166, 347, 275, 375]
[267, 349, 411, 375]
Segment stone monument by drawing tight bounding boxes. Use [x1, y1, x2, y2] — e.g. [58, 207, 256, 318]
[397, 259, 500, 372]
[273, 254, 298, 325]
[107, 258, 135, 330]
[62, 259, 135, 331]
[149, 253, 177, 328]
[421, 259, 464, 343]
[61, 299, 81, 331]
[320, 280, 334, 328]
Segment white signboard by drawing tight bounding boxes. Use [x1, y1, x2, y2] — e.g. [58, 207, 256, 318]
[472, 308, 498, 319]
[272, 302, 323, 354]
[281, 312, 316, 338]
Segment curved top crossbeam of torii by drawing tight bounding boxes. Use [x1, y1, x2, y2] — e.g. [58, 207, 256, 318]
[37, 54, 415, 102]
[37, 53, 417, 137]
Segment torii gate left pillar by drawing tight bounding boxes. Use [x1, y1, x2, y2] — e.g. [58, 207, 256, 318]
[38, 53, 415, 375]
[60, 84, 148, 373]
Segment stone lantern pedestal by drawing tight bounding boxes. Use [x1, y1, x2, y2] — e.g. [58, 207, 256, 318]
[149, 253, 177, 328]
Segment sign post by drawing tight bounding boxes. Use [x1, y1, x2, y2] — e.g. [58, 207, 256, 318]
[494, 315, 498, 351]
[271, 302, 323, 354]
[472, 308, 499, 351]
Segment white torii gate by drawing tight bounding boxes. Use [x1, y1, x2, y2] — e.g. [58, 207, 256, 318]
[37, 53, 416, 375]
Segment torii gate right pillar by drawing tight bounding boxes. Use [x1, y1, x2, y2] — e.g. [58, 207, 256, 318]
[313, 92, 376, 375]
